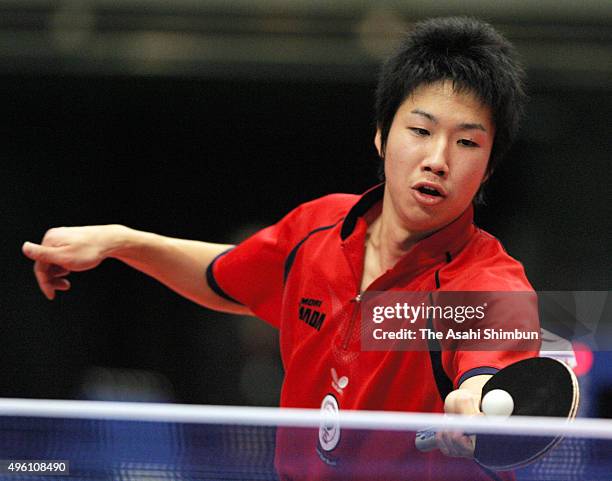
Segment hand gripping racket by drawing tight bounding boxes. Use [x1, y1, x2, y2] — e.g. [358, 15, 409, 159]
[415, 357, 579, 470]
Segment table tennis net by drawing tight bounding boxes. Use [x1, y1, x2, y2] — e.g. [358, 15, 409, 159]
[0, 399, 610, 481]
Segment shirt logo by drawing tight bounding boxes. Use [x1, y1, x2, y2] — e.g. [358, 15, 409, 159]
[318, 394, 340, 452]
[299, 297, 326, 331]
[331, 368, 349, 395]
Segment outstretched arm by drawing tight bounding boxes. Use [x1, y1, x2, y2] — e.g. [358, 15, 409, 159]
[22, 224, 252, 315]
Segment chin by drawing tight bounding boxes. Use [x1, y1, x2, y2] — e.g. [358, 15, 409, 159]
[401, 213, 446, 234]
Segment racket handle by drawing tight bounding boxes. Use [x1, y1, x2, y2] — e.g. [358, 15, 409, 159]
[415, 428, 438, 452]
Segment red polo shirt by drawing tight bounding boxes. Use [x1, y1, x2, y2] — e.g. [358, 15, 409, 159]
[207, 184, 540, 480]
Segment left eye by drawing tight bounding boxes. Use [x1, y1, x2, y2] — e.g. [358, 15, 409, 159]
[458, 139, 479, 147]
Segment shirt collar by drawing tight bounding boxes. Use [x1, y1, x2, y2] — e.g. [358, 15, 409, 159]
[340, 183, 385, 240]
[340, 183, 475, 264]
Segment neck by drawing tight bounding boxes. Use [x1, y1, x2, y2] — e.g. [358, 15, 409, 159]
[361, 192, 435, 291]
[367, 215, 416, 273]
[366, 196, 432, 273]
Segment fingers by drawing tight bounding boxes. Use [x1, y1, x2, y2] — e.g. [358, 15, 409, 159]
[436, 429, 475, 458]
[48, 264, 70, 277]
[22, 241, 67, 265]
[444, 389, 480, 415]
[437, 389, 482, 458]
[24, 241, 72, 300]
[33, 260, 72, 300]
[50, 277, 71, 291]
[22, 241, 39, 260]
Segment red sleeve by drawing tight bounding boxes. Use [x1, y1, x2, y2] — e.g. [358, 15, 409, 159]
[205, 204, 307, 328]
[206, 194, 354, 327]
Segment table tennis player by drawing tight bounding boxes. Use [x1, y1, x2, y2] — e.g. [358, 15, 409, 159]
[23, 17, 542, 480]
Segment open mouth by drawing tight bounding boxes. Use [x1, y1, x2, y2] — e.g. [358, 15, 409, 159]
[412, 183, 447, 204]
[417, 185, 442, 197]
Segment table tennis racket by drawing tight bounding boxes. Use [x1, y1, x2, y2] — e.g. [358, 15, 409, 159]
[415, 357, 579, 471]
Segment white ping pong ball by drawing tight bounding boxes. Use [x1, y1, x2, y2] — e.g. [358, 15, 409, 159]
[481, 389, 514, 417]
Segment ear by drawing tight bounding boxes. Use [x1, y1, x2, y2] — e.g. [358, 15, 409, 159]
[374, 129, 383, 158]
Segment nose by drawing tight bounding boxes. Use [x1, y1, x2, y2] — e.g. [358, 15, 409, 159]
[421, 139, 449, 178]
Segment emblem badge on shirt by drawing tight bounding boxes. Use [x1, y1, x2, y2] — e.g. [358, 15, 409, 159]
[331, 368, 349, 395]
[298, 297, 326, 331]
[318, 393, 340, 453]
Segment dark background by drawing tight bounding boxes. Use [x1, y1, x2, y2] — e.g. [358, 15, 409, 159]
[1, 2, 611, 414]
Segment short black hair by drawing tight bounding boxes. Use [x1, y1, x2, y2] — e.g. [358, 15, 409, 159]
[374, 17, 526, 201]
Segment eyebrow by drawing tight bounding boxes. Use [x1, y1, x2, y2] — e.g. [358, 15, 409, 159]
[410, 109, 487, 132]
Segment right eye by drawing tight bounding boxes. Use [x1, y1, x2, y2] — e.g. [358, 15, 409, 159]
[409, 127, 430, 136]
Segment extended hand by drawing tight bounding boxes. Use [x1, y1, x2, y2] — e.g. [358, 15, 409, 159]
[22, 225, 122, 300]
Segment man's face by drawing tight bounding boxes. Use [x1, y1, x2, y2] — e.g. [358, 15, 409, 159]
[376, 81, 494, 235]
